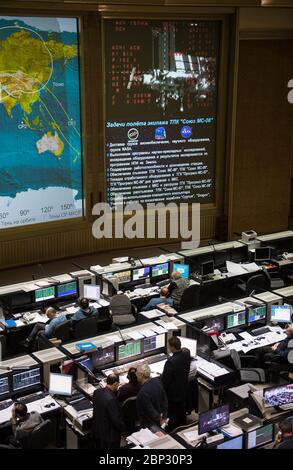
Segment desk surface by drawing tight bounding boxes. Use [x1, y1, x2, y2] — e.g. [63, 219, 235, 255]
[257, 231, 293, 242]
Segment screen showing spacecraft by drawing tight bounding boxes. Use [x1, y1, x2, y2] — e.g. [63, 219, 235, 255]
[104, 20, 220, 205]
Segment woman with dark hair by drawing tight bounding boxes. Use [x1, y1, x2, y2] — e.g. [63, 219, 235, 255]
[117, 367, 141, 402]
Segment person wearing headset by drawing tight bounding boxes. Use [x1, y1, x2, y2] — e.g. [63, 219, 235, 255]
[71, 297, 99, 323]
[10, 402, 43, 445]
[117, 367, 141, 402]
[274, 420, 293, 449]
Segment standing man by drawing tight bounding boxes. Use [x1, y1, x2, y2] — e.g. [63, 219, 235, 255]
[92, 373, 122, 449]
[161, 336, 190, 431]
[136, 364, 168, 428]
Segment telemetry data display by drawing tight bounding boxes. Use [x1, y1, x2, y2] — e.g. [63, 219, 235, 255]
[118, 340, 141, 360]
[12, 368, 41, 392]
[104, 20, 220, 205]
[247, 306, 266, 324]
[151, 263, 169, 278]
[35, 286, 55, 302]
[56, 281, 78, 297]
[0, 377, 9, 396]
[226, 311, 246, 329]
[0, 16, 83, 229]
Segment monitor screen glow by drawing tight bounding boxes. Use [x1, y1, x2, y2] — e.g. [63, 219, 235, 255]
[173, 263, 189, 279]
[49, 373, 72, 396]
[83, 284, 100, 301]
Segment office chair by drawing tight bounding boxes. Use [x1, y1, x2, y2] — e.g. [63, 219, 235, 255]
[121, 397, 139, 435]
[237, 273, 269, 296]
[72, 316, 98, 339]
[97, 308, 112, 333]
[262, 268, 285, 289]
[37, 320, 72, 350]
[109, 294, 137, 326]
[230, 349, 266, 384]
[21, 419, 54, 449]
[265, 339, 293, 383]
[178, 285, 200, 312]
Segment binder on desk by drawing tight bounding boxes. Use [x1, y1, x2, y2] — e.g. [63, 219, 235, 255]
[75, 342, 97, 353]
[5, 319, 16, 328]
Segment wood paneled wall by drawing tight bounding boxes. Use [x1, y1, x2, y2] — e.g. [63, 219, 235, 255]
[231, 39, 293, 236]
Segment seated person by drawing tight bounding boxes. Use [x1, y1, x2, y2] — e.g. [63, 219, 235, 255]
[167, 271, 190, 310]
[274, 420, 293, 449]
[71, 297, 99, 323]
[10, 402, 43, 445]
[109, 294, 136, 326]
[257, 324, 293, 365]
[24, 307, 67, 348]
[117, 367, 141, 402]
[141, 287, 174, 311]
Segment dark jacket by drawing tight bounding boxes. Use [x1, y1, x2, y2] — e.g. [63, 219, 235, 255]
[117, 382, 141, 402]
[161, 350, 190, 404]
[92, 387, 123, 444]
[276, 437, 293, 449]
[136, 377, 168, 427]
[276, 335, 293, 359]
[168, 278, 190, 308]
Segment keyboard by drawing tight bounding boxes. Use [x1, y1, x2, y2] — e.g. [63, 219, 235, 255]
[156, 279, 170, 287]
[0, 399, 13, 411]
[250, 326, 271, 336]
[71, 398, 93, 412]
[19, 391, 48, 404]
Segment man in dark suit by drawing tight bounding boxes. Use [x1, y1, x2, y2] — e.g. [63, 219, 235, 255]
[274, 420, 293, 449]
[136, 364, 168, 428]
[161, 336, 191, 431]
[92, 373, 122, 449]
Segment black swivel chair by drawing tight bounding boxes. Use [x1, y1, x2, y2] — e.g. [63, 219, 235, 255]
[230, 349, 266, 384]
[72, 316, 98, 339]
[21, 419, 54, 449]
[265, 339, 293, 383]
[37, 320, 72, 350]
[178, 285, 200, 312]
[237, 273, 269, 296]
[121, 397, 139, 435]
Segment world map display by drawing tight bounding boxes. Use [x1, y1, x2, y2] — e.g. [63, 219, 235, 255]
[0, 16, 83, 229]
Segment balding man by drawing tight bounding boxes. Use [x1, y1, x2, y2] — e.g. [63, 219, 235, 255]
[168, 271, 190, 310]
[141, 287, 174, 311]
[136, 364, 168, 428]
[24, 307, 67, 348]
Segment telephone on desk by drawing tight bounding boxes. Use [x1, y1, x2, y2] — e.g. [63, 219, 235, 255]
[22, 312, 37, 323]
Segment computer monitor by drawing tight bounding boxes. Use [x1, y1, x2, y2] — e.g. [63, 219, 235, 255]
[246, 423, 274, 449]
[132, 267, 151, 282]
[201, 260, 214, 277]
[189, 325, 218, 358]
[151, 263, 169, 278]
[143, 334, 166, 354]
[247, 305, 267, 324]
[263, 383, 293, 407]
[12, 368, 41, 393]
[198, 405, 230, 435]
[216, 435, 243, 450]
[117, 340, 141, 361]
[255, 247, 271, 262]
[226, 311, 246, 329]
[204, 315, 225, 332]
[10, 291, 33, 309]
[230, 245, 248, 263]
[91, 345, 115, 368]
[177, 336, 197, 357]
[83, 284, 101, 301]
[214, 250, 230, 268]
[0, 373, 11, 398]
[173, 263, 189, 279]
[49, 373, 72, 396]
[78, 357, 94, 373]
[34, 286, 55, 303]
[115, 270, 131, 284]
[270, 304, 292, 323]
[56, 281, 78, 298]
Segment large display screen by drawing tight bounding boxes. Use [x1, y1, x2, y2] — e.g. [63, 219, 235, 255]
[0, 16, 83, 229]
[104, 19, 220, 205]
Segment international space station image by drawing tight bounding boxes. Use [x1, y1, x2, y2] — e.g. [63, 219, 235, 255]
[127, 22, 216, 113]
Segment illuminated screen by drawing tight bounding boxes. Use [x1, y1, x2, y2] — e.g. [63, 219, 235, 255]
[116, 270, 131, 283]
[226, 311, 246, 329]
[271, 305, 291, 323]
[35, 286, 55, 302]
[118, 340, 141, 360]
[0, 376, 10, 396]
[247, 305, 266, 324]
[246, 424, 274, 449]
[12, 368, 41, 392]
[198, 405, 229, 435]
[264, 383, 293, 407]
[173, 263, 189, 278]
[151, 263, 169, 278]
[0, 16, 83, 229]
[92, 345, 115, 368]
[104, 20, 220, 206]
[56, 281, 78, 298]
[217, 436, 243, 450]
[132, 267, 150, 281]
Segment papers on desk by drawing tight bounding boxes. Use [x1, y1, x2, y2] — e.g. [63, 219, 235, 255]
[98, 299, 110, 307]
[127, 428, 160, 446]
[34, 280, 52, 287]
[239, 331, 253, 341]
[66, 306, 79, 314]
[128, 330, 144, 340]
[149, 359, 167, 375]
[150, 324, 167, 334]
[241, 262, 259, 273]
[156, 320, 177, 331]
[182, 429, 207, 446]
[226, 261, 259, 275]
[22, 283, 40, 292]
[141, 309, 164, 319]
[221, 423, 243, 438]
[140, 329, 156, 338]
